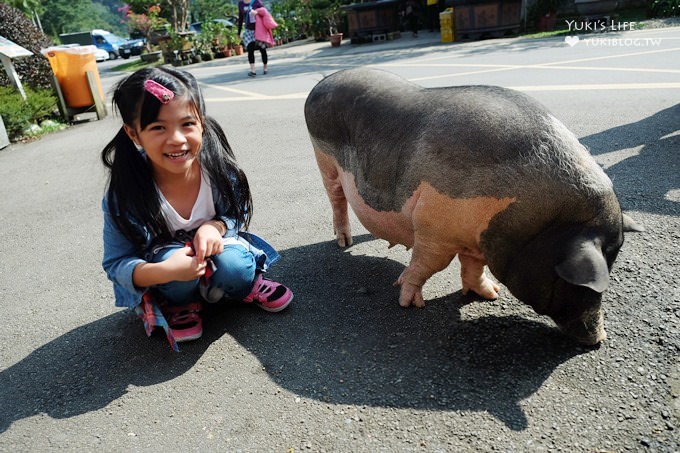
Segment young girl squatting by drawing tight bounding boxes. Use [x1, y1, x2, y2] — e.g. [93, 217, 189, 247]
[101, 67, 292, 350]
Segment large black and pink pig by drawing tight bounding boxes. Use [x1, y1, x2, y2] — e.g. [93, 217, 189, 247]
[304, 68, 643, 345]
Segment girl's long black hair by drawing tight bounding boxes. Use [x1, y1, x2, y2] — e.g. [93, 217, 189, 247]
[101, 66, 252, 250]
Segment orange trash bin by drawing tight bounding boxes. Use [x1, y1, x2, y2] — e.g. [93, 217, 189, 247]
[42, 45, 104, 108]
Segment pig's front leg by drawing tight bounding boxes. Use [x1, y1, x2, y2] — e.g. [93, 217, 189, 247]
[395, 238, 456, 308]
[459, 254, 499, 299]
[314, 149, 353, 247]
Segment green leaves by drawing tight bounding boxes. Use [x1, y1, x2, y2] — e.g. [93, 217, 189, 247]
[0, 86, 60, 141]
[651, 0, 680, 17]
[0, 3, 54, 90]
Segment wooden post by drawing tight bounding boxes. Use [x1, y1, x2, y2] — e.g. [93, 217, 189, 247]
[50, 73, 70, 122]
[0, 54, 26, 100]
[86, 71, 106, 120]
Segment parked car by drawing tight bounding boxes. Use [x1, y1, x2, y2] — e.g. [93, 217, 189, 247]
[59, 29, 136, 60]
[93, 47, 109, 62]
[119, 38, 146, 59]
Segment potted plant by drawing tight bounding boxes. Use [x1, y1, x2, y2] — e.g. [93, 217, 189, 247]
[197, 21, 221, 61]
[203, 22, 227, 57]
[225, 26, 243, 55]
[308, 0, 340, 41]
[122, 3, 168, 60]
[326, 0, 343, 46]
[164, 29, 194, 65]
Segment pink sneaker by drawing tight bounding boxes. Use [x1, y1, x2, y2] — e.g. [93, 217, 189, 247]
[164, 302, 203, 342]
[243, 274, 293, 312]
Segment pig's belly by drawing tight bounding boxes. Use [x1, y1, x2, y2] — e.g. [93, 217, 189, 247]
[339, 170, 416, 248]
[339, 169, 516, 257]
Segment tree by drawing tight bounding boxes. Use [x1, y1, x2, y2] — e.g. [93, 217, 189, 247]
[3, 0, 43, 30]
[125, 0, 189, 32]
[39, 0, 127, 38]
[191, 0, 238, 22]
[166, 0, 190, 31]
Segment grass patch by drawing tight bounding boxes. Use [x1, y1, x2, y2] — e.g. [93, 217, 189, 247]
[523, 27, 571, 39]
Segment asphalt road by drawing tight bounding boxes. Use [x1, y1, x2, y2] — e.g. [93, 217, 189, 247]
[0, 25, 678, 451]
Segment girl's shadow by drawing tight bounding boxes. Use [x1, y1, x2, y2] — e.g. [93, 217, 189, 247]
[0, 235, 584, 433]
[0, 310, 214, 433]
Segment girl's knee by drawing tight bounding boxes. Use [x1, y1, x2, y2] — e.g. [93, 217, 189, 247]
[150, 244, 183, 263]
[210, 245, 256, 298]
[156, 279, 199, 305]
[150, 244, 199, 304]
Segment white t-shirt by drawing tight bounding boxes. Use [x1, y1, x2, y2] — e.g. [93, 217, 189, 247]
[158, 172, 216, 234]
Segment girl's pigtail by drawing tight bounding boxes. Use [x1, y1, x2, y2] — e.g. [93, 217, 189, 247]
[200, 116, 253, 232]
[102, 127, 172, 248]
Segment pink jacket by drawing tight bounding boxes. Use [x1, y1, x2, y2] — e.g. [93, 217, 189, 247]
[254, 7, 277, 47]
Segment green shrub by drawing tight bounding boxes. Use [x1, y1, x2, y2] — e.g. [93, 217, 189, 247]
[651, 0, 680, 17]
[0, 4, 55, 90]
[0, 88, 31, 139]
[25, 89, 57, 122]
[0, 86, 60, 141]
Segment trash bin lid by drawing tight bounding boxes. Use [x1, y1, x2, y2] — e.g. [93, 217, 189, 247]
[41, 45, 97, 57]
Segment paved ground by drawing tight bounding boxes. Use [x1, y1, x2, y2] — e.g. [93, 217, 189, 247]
[0, 24, 679, 451]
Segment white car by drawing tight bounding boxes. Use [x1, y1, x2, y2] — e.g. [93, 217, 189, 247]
[93, 47, 109, 62]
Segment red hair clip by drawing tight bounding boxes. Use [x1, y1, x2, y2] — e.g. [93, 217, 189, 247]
[144, 79, 174, 104]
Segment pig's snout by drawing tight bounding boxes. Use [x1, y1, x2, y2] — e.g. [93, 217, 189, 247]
[555, 306, 607, 346]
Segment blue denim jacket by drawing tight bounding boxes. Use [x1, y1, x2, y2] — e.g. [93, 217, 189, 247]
[102, 185, 279, 309]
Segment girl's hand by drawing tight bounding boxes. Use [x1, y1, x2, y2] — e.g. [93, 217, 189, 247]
[192, 221, 225, 262]
[164, 246, 208, 281]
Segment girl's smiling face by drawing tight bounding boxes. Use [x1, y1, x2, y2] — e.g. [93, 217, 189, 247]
[124, 96, 203, 180]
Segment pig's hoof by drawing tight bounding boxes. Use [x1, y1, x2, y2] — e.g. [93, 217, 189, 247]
[462, 279, 500, 300]
[397, 283, 425, 308]
[336, 235, 353, 248]
[335, 230, 353, 248]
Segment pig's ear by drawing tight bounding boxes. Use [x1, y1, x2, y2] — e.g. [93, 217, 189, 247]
[554, 239, 610, 293]
[622, 213, 645, 232]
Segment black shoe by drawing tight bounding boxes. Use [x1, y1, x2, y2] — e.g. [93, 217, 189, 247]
[248, 71, 256, 77]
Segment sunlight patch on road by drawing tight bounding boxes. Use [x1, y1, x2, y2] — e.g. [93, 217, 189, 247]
[199, 82, 263, 98]
[665, 189, 680, 203]
[535, 46, 680, 66]
[390, 62, 680, 75]
[205, 92, 309, 102]
[509, 82, 680, 91]
[199, 42, 680, 102]
[593, 146, 643, 170]
[398, 45, 680, 81]
[201, 81, 680, 102]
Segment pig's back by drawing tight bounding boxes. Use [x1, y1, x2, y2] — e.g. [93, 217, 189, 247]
[305, 68, 612, 216]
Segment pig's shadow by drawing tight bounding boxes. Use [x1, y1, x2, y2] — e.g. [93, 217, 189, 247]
[0, 235, 583, 433]
[231, 235, 584, 430]
[581, 103, 680, 217]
